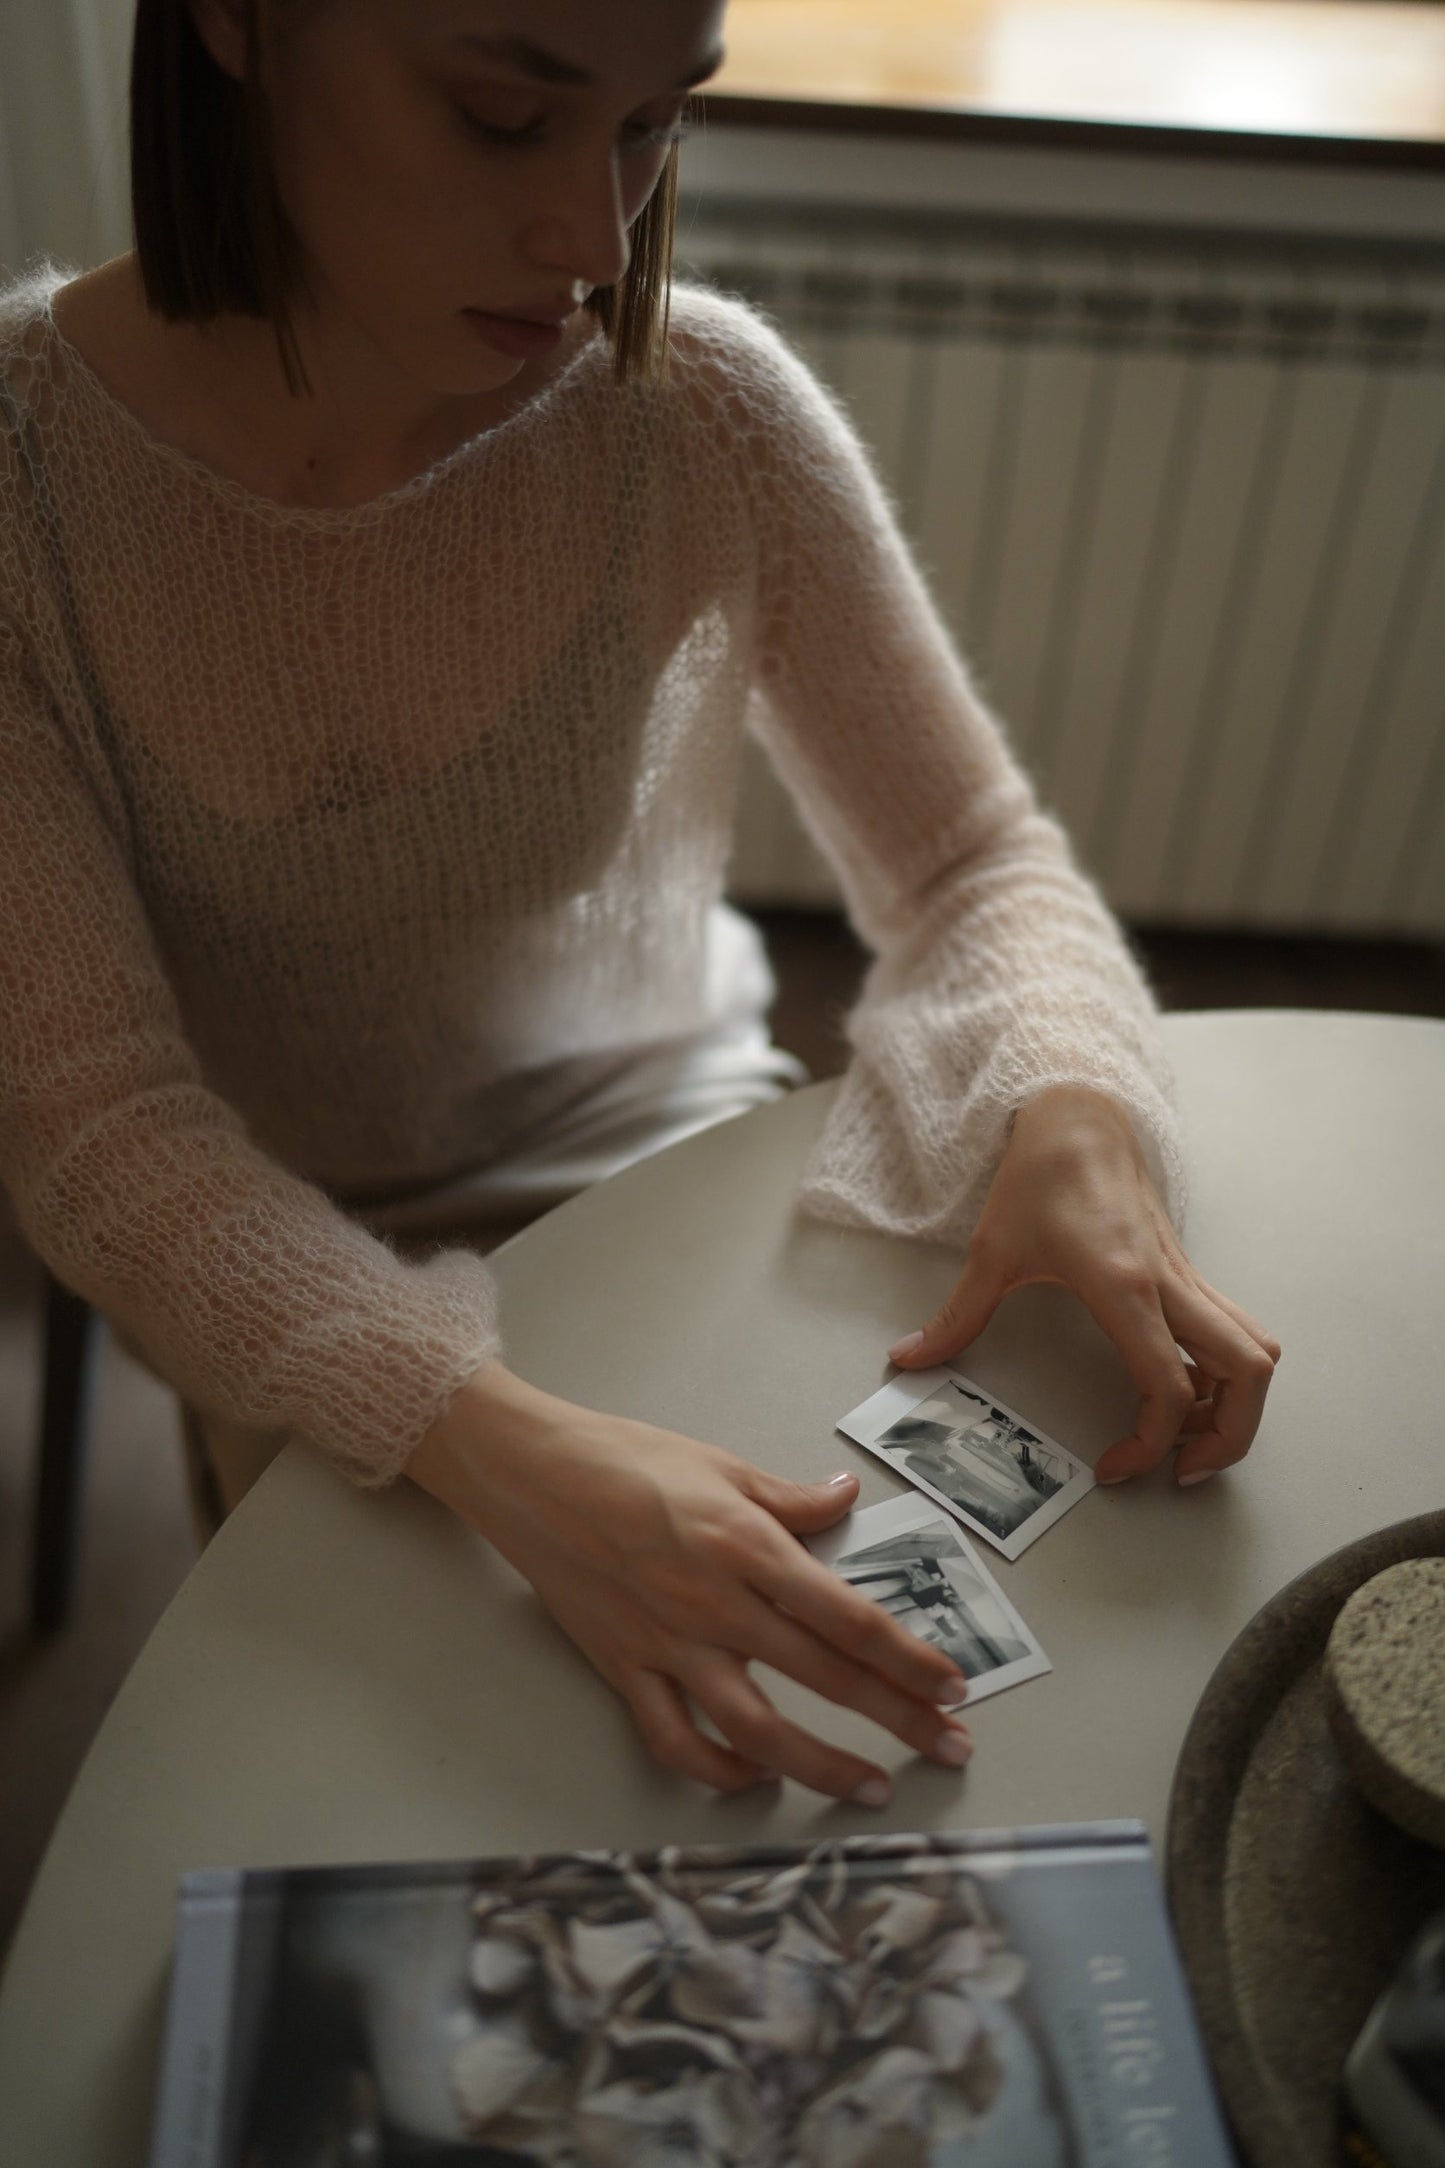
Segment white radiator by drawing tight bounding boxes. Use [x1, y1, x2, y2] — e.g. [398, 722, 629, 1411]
[681, 207, 1445, 936]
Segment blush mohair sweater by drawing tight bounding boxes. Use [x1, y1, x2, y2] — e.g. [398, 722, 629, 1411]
[0, 269, 1182, 1485]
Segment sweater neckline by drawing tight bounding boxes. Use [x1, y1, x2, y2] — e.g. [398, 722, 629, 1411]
[32, 272, 612, 532]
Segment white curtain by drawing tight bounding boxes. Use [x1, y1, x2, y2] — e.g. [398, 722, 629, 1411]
[0, 0, 134, 281]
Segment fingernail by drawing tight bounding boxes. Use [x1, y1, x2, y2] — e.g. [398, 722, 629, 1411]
[1179, 1469, 1217, 1487]
[888, 1330, 924, 1361]
[851, 1775, 892, 1808]
[1095, 1469, 1128, 1486]
[824, 1471, 856, 1489]
[934, 1728, 973, 1767]
[935, 1674, 969, 1708]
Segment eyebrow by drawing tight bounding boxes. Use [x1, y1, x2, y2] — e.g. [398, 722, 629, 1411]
[455, 32, 726, 91]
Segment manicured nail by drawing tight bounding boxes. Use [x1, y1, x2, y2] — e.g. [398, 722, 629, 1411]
[1179, 1469, 1217, 1487]
[851, 1775, 892, 1808]
[934, 1674, 969, 1708]
[824, 1470, 856, 1489]
[934, 1728, 973, 1767]
[888, 1330, 925, 1361]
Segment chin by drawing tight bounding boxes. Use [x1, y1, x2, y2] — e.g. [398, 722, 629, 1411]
[431, 339, 528, 401]
[319, 301, 524, 403]
[460, 357, 529, 397]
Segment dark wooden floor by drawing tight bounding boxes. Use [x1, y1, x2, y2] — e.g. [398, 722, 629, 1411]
[756, 910, 1445, 1081]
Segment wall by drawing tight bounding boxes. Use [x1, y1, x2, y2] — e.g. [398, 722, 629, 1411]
[0, 0, 133, 281]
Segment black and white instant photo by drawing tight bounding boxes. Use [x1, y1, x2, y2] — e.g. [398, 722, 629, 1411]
[808, 1492, 1051, 1702]
[837, 1368, 1094, 1561]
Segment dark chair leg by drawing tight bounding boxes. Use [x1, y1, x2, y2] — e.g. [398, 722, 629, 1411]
[29, 1276, 103, 1634]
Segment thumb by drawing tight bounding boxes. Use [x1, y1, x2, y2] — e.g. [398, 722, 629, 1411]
[889, 1253, 1003, 1369]
[744, 1465, 860, 1535]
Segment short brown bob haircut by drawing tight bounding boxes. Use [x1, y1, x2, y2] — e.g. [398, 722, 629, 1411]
[130, 0, 682, 391]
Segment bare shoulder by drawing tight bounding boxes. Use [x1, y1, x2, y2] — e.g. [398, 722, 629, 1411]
[52, 256, 151, 372]
[49, 256, 186, 424]
[47, 255, 271, 482]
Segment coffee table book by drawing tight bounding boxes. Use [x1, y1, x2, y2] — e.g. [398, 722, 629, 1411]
[146, 1819, 1234, 2165]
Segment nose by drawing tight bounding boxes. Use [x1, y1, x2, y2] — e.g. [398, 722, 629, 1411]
[522, 145, 631, 295]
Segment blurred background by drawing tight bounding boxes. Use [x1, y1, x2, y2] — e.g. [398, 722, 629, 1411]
[2, 0, 1443, 1955]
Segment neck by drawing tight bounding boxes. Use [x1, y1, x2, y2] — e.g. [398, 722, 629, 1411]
[53, 256, 591, 511]
[188, 299, 561, 509]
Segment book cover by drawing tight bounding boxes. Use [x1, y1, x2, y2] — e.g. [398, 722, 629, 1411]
[147, 1821, 1235, 2166]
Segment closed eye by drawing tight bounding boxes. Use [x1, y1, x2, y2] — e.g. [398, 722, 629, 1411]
[456, 105, 545, 146]
[456, 105, 692, 153]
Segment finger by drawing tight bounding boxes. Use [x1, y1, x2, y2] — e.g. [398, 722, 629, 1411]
[1173, 1363, 1218, 1436]
[741, 1464, 861, 1537]
[1189, 1274, 1282, 1363]
[887, 1246, 1006, 1368]
[1088, 1288, 1198, 1484]
[1178, 1390, 1217, 1437]
[1181, 1361, 1211, 1403]
[1165, 1294, 1277, 1482]
[744, 1607, 973, 1771]
[745, 1540, 971, 1709]
[684, 1657, 898, 1806]
[624, 1669, 773, 1794]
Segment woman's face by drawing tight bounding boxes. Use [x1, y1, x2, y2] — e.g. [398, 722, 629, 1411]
[198, 0, 728, 394]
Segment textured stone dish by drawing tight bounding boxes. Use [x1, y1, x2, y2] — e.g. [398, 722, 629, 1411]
[1324, 1557, 1445, 1850]
[1166, 1511, 1445, 2168]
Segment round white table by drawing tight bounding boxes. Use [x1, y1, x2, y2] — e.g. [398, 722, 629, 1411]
[1, 1009, 1441, 2165]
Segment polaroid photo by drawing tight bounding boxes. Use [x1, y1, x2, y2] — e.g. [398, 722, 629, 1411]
[836, 1367, 1094, 1562]
[807, 1491, 1050, 1704]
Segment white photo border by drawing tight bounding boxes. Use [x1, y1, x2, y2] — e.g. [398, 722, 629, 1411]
[836, 1366, 1095, 1562]
[807, 1491, 1050, 1704]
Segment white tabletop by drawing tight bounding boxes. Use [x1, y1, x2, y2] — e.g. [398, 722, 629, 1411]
[2, 1009, 1442, 2165]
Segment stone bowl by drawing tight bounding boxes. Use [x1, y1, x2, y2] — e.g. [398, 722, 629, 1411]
[1166, 1510, 1445, 2168]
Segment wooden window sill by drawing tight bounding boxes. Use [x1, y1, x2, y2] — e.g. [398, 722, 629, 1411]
[708, 0, 1445, 169]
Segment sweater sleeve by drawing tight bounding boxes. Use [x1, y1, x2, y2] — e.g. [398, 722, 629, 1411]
[681, 292, 1184, 1245]
[0, 618, 500, 1486]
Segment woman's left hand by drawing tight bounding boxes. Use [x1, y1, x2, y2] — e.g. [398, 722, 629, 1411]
[887, 1085, 1280, 1485]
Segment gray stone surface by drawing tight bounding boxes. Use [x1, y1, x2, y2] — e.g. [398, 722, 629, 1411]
[1325, 1557, 1445, 1849]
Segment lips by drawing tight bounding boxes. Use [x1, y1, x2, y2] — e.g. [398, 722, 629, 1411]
[462, 308, 572, 360]
[480, 304, 578, 328]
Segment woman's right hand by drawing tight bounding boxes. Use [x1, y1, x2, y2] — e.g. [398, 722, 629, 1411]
[405, 1362, 974, 1805]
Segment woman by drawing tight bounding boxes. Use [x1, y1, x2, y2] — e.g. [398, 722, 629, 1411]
[0, 0, 1278, 1808]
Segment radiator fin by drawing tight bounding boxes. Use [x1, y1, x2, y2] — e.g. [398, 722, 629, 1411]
[684, 211, 1445, 935]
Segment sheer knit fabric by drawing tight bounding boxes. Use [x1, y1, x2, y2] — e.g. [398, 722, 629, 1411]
[0, 268, 1183, 1486]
